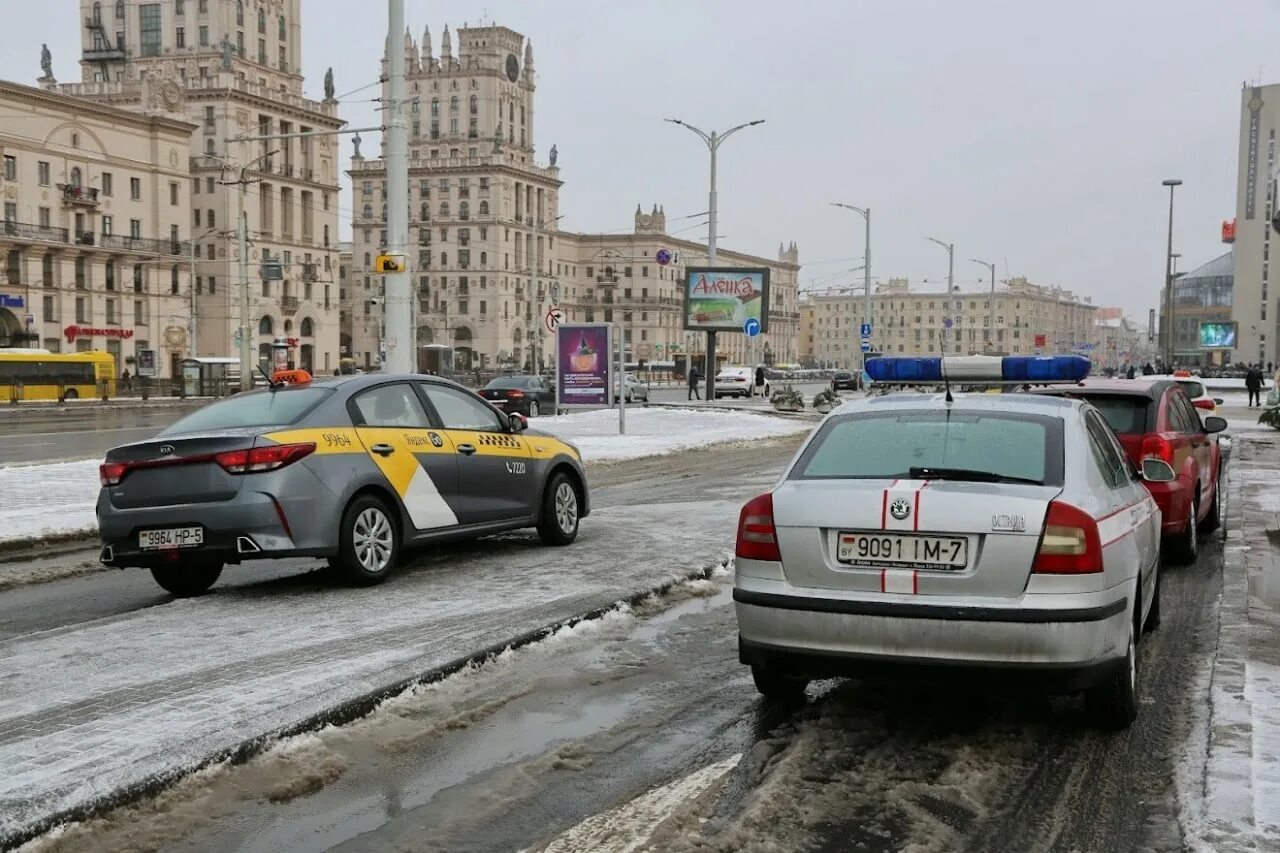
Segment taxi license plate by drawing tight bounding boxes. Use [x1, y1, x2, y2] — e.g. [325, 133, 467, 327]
[837, 531, 968, 570]
[139, 527, 204, 550]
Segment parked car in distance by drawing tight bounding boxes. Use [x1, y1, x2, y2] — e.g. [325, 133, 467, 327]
[1150, 371, 1223, 416]
[715, 366, 770, 399]
[831, 371, 859, 392]
[614, 373, 650, 403]
[1034, 378, 1224, 564]
[479, 374, 555, 417]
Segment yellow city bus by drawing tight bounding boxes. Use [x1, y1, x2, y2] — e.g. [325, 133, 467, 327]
[0, 349, 117, 401]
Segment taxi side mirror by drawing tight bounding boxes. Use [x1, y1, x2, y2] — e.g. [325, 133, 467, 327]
[508, 412, 527, 432]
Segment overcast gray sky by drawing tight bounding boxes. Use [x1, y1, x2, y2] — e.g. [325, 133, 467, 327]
[5, 0, 1278, 319]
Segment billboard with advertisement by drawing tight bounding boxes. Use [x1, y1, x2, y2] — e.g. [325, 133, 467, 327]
[556, 323, 613, 407]
[1199, 321, 1237, 348]
[683, 267, 770, 333]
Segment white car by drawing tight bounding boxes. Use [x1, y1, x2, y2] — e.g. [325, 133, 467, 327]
[734, 355, 1163, 730]
[715, 367, 770, 399]
[615, 373, 650, 403]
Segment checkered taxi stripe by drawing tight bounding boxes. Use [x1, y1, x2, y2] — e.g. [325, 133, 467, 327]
[477, 434, 523, 449]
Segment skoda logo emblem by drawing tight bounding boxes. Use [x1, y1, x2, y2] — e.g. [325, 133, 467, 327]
[158, 444, 175, 456]
[890, 498, 911, 520]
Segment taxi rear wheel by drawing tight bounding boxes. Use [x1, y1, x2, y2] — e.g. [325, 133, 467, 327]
[150, 561, 222, 597]
[537, 473, 580, 546]
[332, 495, 399, 586]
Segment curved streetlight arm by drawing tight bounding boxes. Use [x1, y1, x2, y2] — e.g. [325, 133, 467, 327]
[925, 236, 952, 253]
[830, 202, 868, 219]
[665, 118, 711, 147]
[718, 119, 765, 146]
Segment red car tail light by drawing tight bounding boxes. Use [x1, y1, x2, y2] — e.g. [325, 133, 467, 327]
[100, 462, 128, 486]
[736, 493, 781, 562]
[1139, 433, 1176, 465]
[507, 390, 525, 398]
[1033, 501, 1103, 574]
[215, 442, 316, 474]
[1192, 399, 1215, 411]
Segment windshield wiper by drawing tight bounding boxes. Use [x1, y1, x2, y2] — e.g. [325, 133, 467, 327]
[908, 466, 1043, 486]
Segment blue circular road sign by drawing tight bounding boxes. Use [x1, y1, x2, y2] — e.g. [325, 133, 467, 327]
[656, 248, 672, 266]
[744, 318, 761, 337]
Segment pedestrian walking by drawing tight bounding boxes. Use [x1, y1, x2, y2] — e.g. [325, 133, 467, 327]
[1126, 364, 1136, 380]
[1246, 364, 1263, 408]
[687, 364, 701, 400]
[1142, 362, 1155, 376]
[754, 365, 766, 398]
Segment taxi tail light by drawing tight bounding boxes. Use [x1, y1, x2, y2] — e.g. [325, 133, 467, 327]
[1140, 433, 1176, 465]
[215, 442, 316, 474]
[100, 462, 128, 486]
[736, 493, 781, 562]
[1032, 500, 1103, 574]
[1192, 398, 1215, 411]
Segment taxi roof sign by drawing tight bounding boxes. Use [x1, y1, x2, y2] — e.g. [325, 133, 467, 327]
[866, 355, 1091, 384]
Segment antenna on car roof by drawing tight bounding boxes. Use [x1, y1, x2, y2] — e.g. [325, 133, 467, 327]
[257, 364, 283, 390]
[941, 363, 954, 403]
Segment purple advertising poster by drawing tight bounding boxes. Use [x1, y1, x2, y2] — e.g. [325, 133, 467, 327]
[556, 323, 611, 407]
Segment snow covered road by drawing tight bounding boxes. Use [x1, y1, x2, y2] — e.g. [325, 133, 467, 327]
[0, 438, 799, 848]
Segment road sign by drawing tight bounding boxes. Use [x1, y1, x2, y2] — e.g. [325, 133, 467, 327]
[743, 317, 761, 337]
[544, 307, 564, 333]
[861, 342, 872, 353]
[860, 323, 871, 336]
[943, 318, 954, 329]
[375, 254, 406, 273]
[656, 248, 672, 266]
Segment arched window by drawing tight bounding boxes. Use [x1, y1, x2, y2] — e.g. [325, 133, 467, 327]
[91, 1, 101, 23]
[69, 167, 82, 186]
[362, 204, 372, 219]
[440, 251, 448, 266]
[364, 252, 371, 266]
[450, 96, 459, 112]
[469, 95, 478, 115]
[258, 315, 273, 335]
[459, 201, 469, 220]
[300, 317, 314, 336]
[480, 251, 487, 266]
[114, 0, 124, 18]
[257, 8, 265, 33]
[235, 1, 243, 26]
[279, 16, 286, 40]
[440, 202, 449, 217]
[420, 202, 430, 221]
[478, 200, 489, 215]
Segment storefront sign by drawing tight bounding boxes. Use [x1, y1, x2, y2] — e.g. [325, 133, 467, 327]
[64, 324, 136, 344]
[556, 323, 612, 407]
[0, 294, 24, 309]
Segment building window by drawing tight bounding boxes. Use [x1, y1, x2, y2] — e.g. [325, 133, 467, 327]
[199, 25, 208, 45]
[171, 266, 179, 294]
[38, 161, 50, 186]
[101, 215, 112, 235]
[42, 255, 53, 287]
[130, 219, 141, 239]
[106, 298, 118, 324]
[279, 15, 286, 39]
[176, 26, 185, 47]
[257, 7, 265, 33]
[134, 299, 146, 325]
[105, 260, 116, 290]
[2, 156, 14, 181]
[208, 276, 215, 294]
[115, 0, 124, 17]
[130, 177, 141, 200]
[169, 182, 179, 205]
[139, 3, 162, 57]
[235, 0, 243, 25]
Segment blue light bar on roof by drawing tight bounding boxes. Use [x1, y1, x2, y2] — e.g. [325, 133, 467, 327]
[865, 355, 1090, 384]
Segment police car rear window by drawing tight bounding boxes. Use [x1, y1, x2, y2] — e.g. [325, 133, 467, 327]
[792, 411, 1063, 485]
[161, 388, 332, 433]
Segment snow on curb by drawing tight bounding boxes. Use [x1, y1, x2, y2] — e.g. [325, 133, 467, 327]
[5, 558, 733, 850]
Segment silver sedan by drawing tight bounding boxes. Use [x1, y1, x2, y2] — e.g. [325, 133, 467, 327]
[733, 391, 1163, 729]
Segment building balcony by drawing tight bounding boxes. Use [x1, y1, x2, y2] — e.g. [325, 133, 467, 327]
[281, 295, 300, 315]
[59, 185, 100, 207]
[83, 43, 127, 61]
[99, 233, 190, 256]
[1, 220, 70, 245]
[301, 263, 319, 282]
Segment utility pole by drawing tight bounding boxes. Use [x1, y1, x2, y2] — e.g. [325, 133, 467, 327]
[218, 151, 275, 384]
[1161, 178, 1182, 368]
[383, 0, 412, 373]
[531, 213, 565, 374]
[926, 237, 955, 351]
[971, 259, 996, 352]
[666, 117, 764, 401]
[831, 203, 870, 373]
[188, 229, 198, 358]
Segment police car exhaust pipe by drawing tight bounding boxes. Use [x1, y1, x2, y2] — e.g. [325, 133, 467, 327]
[236, 536, 261, 554]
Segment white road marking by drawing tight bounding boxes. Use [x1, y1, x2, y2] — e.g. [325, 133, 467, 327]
[532, 753, 742, 853]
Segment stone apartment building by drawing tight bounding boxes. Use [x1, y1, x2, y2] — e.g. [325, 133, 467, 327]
[801, 277, 1097, 368]
[0, 79, 194, 379]
[346, 24, 799, 372]
[61, 0, 344, 372]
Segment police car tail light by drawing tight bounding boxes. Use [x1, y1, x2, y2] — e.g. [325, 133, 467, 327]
[100, 462, 128, 486]
[1032, 501, 1102, 574]
[215, 442, 316, 474]
[736, 493, 781, 562]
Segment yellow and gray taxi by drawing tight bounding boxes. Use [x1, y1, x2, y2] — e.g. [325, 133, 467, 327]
[734, 355, 1163, 729]
[97, 373, 589, 596]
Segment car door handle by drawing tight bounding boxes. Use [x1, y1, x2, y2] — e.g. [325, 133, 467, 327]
[370, 444, 395, 457]
[457, 444, 477, 455]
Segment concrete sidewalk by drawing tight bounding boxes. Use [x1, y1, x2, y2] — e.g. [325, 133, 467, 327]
[1197, 433, 1280, 851]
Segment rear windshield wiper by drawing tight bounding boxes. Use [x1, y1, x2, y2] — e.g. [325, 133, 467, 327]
[908, 466, 1043, 486]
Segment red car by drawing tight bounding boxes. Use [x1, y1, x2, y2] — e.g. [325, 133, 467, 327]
[1036, 379, 1225, 564]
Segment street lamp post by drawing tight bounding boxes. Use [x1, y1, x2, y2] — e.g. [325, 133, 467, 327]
[831, 203, 871, 374]
[970, 259, 996, 352]
[1161, 178, 1182, 368]
[926, 237, 955, 352]
[665, 117, 764, 402]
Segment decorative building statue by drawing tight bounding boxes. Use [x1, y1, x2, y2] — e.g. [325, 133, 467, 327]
[549, 144, 558, 167]
[220, 37, 234, 70]
[40, 44, 52, 79]
[324, 67, 335, 101]
[352, 133, 362, 159]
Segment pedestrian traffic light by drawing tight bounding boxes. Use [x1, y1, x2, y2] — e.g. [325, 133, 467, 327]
[375, 254, 405, 273]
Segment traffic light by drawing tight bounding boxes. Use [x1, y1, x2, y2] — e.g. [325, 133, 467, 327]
[375, 254, 405, 273]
